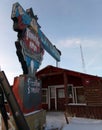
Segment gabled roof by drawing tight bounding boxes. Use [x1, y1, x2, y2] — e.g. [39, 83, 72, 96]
[37, 65, 100, 78]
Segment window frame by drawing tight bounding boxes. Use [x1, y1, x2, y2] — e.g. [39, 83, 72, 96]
[42, 88, 48, 104]
[67, 84, 86, 105]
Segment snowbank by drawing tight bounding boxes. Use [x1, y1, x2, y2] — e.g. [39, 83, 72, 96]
[63, 117, 102, 130]
[45, 112, 102, 130]
[45, 112, 66, 130]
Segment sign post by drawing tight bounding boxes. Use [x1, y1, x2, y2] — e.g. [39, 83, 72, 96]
[11, 2, 61, 113]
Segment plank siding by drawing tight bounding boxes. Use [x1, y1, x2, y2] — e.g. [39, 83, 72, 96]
[37, 65, 102, 118]
[83, 77, 102, 106]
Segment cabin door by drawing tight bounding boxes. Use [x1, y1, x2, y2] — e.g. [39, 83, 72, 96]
[56, 88, 65, 111]
[48, 86, 65, 111]
[49, 87, 56, 110]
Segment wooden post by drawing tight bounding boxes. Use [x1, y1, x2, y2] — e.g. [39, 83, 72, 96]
[63, 72, 68, 105]
[63, 72, 69, 124]
[64, 112, 69, 124]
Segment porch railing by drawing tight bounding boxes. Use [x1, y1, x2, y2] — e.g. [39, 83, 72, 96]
[65, 104, 102, 119]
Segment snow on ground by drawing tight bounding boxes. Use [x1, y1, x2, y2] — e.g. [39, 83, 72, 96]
[1, 112, 102, 130]
[45, 112, 102, 130]
[45, 111, 66, 130]
[63, 117, 102, 130]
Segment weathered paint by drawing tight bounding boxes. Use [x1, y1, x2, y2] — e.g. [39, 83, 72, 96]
[38, 30, 61, 61]
[13, 76, 42, 113]
[11, 2, 61, 113]
[11, 2, 61, 62]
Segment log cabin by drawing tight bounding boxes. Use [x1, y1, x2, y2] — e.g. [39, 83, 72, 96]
[36, 65, 102, 119]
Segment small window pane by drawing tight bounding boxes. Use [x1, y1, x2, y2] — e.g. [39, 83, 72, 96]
[58, 89, 65, 98]
[50, 87, 55, 98]
[67, 85, 72, 98]
[42, 89, 48, 103]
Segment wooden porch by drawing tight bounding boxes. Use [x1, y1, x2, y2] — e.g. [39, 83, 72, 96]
[37, 65, 102, 119]
[65, 104, 102, 119]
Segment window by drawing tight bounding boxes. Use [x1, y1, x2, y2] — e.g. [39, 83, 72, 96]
[42, 89, 48, 103]
[50, 87, 55, 98]
[67, 85, 85, 104]
[67, 85, 73, 98]
[58, 89, 65, 98]
[74, 87, 85, 104]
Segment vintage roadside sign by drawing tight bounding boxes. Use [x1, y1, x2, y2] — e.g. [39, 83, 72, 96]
[11, 2, 61, 112]
[11, 2, 61, 66]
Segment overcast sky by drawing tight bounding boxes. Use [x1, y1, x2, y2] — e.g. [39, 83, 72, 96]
[0, 0, 102, 84]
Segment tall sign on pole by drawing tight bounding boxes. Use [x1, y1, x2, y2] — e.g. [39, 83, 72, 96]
[11, 2, 61, 113]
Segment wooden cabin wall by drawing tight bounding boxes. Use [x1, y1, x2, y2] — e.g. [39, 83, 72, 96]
[41, 74, 64, 87]
[83, 77, 102, 106]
